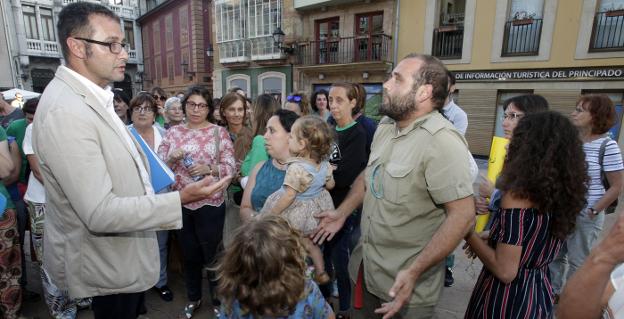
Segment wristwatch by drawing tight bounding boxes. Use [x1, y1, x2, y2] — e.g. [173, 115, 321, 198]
[588, 207, 597, 215]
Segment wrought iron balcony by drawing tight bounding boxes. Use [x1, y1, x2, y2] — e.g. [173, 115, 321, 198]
[502, 18, 543, 56]
[432, 26, 464, 59]
[590, 11, 624, 52]
[296, 33, 392, 66]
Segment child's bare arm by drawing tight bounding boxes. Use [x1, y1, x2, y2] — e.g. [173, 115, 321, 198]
[270, 186, 298, 214]
[325, 176, 335, 190]
[325, 164, 336, 190]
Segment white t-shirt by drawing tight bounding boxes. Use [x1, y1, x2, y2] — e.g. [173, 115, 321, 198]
[585, 137, 624, 209]
[23, 124, 45, 203]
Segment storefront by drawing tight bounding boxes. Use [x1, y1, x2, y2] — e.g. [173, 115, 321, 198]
[454, 66, 624, 156]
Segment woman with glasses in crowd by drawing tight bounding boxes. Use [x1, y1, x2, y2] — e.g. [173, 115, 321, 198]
[157, 85, 236, 318]
[126, 93, 173, 302]
[163, 96, 184, 129]
[150, 87, 168, 127]
[550, 94, 624, 301]
[284, 92, 311, 116]
[476, 94, 550, 228]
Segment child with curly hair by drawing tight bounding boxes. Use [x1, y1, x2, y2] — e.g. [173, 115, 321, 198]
[260, 115, 335, 284]
[216, 214, 334, 318]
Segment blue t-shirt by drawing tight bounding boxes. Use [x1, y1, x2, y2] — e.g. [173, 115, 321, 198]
[219, 280, 332, 319]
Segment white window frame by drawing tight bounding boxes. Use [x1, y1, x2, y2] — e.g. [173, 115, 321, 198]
[226, 74, 251, 96]
[215, 0, 250, 63]
[576, 0, 624, 59]
[258, 71, 286, 103]
[490, 0, 558, 62]
[248, 0, 282, 59]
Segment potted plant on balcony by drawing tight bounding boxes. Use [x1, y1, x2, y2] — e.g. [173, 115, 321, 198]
[512, 11, 536, 25]
[606, 5, 624, 17]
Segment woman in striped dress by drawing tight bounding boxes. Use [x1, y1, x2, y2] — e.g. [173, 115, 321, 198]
[464, 111, 588, 318]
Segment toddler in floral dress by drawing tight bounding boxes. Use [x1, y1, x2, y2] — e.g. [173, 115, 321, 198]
[261, 116, 335, 284]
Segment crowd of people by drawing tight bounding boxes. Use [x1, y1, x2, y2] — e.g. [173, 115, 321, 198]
[1, 2, 624, 319]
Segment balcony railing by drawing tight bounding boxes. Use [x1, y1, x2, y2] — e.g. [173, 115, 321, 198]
[502, 18, 543, 56]
[250, 36, 282, 60]
[62, 0, 137, 18]
[218, 40, 251, 64]
[432, 26, 464, 59]
[108, 3, 137, 18]
[26, 39, 61, 57]
[296, 33, 392, 66]
[440, 12, 465, 26]
[590, 11, 624, 52]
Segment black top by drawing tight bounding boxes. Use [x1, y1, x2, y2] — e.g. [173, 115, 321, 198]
[329, 122, 368, 207]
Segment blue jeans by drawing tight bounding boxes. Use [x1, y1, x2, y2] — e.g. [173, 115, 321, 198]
[549, 209, 605, 294]
[322, 212, 360, 312]
[155, 230, 169, 288]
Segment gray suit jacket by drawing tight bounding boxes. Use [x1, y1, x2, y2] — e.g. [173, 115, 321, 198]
[33, 66, 182, 298]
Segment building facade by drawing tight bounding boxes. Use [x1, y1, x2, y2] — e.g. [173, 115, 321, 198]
[399, 0, 624, 156]
[0, 0, 144, 95]
[212, 0, 397, 117]
[212, 0, 293, 103]
[138, 0, 214, 96]
[291, 0, 396, 119]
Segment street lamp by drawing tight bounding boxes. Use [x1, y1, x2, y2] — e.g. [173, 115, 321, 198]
[272, 27, 295, 54]
[206, 44, 214, 57]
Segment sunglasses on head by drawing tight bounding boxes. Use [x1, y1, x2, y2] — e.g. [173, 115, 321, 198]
[153, 95, 167, 102]
[287, 95, 302, 103]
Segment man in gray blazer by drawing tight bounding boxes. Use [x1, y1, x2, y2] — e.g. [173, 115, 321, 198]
[32, 3, 231, 318]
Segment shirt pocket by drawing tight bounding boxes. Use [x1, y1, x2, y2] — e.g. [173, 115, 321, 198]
[382, 162, 414, 204]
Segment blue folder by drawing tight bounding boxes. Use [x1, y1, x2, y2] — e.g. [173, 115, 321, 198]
[0, 193, 6, 216]
[129, 128, 175, 193]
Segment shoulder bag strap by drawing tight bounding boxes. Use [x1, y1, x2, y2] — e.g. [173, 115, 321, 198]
[214, 126, 221, 178]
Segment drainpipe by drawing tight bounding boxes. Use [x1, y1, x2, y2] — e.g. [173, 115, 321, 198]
[392, 0, 400, 66]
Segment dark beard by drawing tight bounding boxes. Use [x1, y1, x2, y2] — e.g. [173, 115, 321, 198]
[379, 88, 417, 121]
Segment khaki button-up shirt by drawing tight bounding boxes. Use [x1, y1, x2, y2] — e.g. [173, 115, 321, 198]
[349, 111, 474, 307]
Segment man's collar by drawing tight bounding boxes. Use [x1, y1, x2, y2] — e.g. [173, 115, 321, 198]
[380, 112, 437, 137]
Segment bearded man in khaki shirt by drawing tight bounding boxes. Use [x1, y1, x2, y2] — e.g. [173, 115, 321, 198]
[314, 53, 475, 319]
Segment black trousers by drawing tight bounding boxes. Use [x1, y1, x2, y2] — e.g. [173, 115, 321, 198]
[91, 291, 145, 319]
[179, 203, 225, 302]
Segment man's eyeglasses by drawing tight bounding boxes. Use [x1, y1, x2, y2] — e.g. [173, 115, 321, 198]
[74, 37, 127, 54]
[186, 102, 209, 110]
[132, 107, 154, 114]
[287, 95, 302, 103]
[503, 112, 524, 120]
[153, 95, 167, 102]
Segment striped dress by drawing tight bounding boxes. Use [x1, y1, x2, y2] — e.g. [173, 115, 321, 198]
[465, 208, 562, 319]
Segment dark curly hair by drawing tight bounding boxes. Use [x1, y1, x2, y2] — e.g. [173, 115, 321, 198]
[578, 94, 616, 135]
[216, 214, 307, 317]
[291, 115, 334, 163]
[497, 111, 588, 239]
